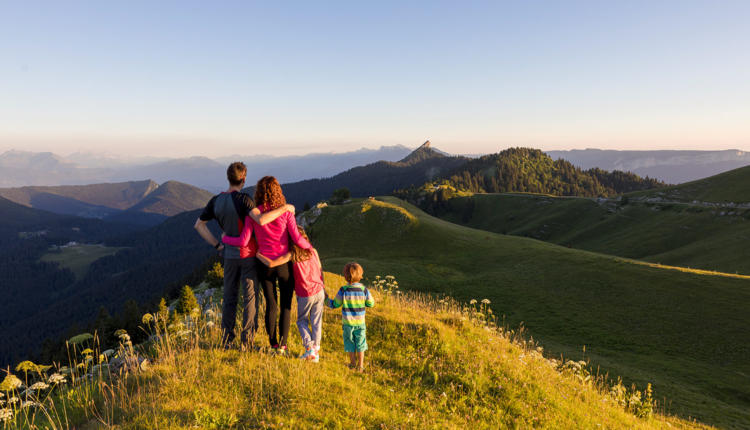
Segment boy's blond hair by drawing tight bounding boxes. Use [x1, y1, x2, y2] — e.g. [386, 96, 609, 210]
[343, 262, 364, 283]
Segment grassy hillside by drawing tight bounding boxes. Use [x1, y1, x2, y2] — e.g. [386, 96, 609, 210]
[431, 193, 750, 275]
[628, 164, 750, 203]
[0, 273, 707, 429]
[305, 198, 750, 428]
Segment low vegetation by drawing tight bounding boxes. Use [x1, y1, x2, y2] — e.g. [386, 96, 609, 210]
[0, 272, 708, 429]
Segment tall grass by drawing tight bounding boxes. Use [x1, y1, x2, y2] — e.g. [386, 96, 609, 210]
[1, 271, 710, 429]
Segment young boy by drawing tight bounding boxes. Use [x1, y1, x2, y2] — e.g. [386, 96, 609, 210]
[326, 262, 374, 371]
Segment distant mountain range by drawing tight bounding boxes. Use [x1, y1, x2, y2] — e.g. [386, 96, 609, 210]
[0, 146, 413, 191]
[265, 142, 662, 208]
[257, 141, 468, 207]
[4, 146, 750, 191]
[547, 149, 750, 184]
[0, 180, 214, 226]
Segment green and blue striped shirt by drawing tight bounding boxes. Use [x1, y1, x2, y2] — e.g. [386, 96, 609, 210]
[327, 282, 375, 327]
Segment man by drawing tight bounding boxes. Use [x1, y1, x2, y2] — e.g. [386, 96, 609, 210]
[194, 162, 294, 348]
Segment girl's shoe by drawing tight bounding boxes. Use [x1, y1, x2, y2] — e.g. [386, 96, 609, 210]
[309, 352, 319, 363]
[299, 349, 314, 360]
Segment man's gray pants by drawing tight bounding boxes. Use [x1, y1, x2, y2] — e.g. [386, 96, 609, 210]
[222, 257, 260, 346]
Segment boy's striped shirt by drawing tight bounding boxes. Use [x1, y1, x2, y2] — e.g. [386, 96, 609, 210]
[327, 282, 375, 326]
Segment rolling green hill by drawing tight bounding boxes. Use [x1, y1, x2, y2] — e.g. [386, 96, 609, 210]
[305, 198, 750, 428]
[628, 164, 750, 203]
[428, 192, 750, 275]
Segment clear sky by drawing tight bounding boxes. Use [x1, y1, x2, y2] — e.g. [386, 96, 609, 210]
[1, 0, 749, 157]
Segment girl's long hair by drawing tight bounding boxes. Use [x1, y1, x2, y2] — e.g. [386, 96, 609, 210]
[291, 226, 314, 263]
[254, 176, 286, 210]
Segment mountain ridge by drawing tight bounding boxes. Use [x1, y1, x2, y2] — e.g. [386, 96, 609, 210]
[0, 179, 212, 224]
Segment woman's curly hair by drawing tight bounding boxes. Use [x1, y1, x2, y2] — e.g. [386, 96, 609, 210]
[254, 176, 286, 210]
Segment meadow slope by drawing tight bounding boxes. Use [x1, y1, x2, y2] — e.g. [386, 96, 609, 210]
[1, 273, 708, 429]
[306, 198, 750, 428]
[431, 193, 750, 275]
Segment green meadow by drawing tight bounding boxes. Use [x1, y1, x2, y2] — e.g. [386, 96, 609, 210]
[433, 192, 750, 275]
[308, 197, 750, 429]
[629, 164, 750, 203]
[40, 244, 125, 280]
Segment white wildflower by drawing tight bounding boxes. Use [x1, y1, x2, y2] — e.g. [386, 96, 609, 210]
[8, 397, 18, 405]
[469, 299, 477, 305]
[481, 299, 491, 304]
[48, 373, 66, 384]
[0, 408, 12, 422]
[206, 321, 215, 328]
[29, 382, 49, 390]
[21, 400, 40, 408]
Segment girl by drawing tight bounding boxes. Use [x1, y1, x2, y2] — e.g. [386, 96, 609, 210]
[222, 176, 311, 354]
[256, 226, 325, 362]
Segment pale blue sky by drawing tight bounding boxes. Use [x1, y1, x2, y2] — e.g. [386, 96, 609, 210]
[1, 1, 749, 156]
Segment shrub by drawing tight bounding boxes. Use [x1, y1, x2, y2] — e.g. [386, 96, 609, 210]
[175, 285, 199, 315]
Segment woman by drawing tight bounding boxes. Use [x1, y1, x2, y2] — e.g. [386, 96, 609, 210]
[222, 176, 311, 354]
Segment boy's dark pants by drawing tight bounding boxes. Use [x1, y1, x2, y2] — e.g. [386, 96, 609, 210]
[222, 257, 260, 346]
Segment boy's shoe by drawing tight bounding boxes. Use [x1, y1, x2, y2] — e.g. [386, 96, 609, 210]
[299, 349, 314, 360]
[309, 351, 320, 363]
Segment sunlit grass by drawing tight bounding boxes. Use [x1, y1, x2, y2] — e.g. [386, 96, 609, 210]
[621, 259, 750, 280]
[1, 271, 711, 429]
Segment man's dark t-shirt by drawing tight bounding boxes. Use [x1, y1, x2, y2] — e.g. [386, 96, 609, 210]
[200, 191, 257, 259]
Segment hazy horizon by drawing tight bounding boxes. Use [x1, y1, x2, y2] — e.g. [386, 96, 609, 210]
[3, 141, 750, 161]
[2, 1, 749, 157]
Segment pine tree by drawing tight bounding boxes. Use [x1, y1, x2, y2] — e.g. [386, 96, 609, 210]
[176, 285, 199, 315]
